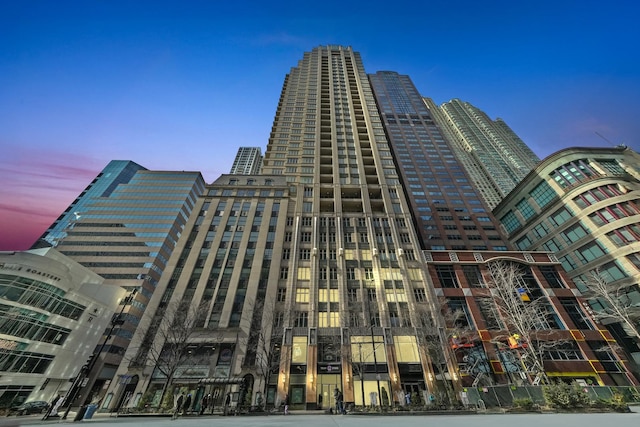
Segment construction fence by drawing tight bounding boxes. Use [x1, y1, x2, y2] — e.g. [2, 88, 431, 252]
[462, 385, 640, 408]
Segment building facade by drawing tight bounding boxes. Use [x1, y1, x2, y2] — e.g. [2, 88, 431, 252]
[368, 72, 511, 251]
[33, 161, 206, 406]
[230, 147, 263, 175]
[493, 146, 640, 379]
[0, 248, 125, 409]
[104, 47, 636, 413]
[424, 98, 540, 209]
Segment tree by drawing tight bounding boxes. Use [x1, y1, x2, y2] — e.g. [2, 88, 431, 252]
[414, 302, 478, 405]
[577, 269, 640, 341]
[135, 300, 209, 406]
[245, 298, 286, 407]
[486, 260, 569, 385]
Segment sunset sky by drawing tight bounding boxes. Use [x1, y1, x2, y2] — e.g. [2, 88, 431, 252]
[1, 0, 639, 250]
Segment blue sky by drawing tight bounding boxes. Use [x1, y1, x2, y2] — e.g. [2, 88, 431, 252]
[1, 0, 639, 249]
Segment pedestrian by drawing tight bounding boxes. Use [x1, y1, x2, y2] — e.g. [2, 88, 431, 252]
[200, 393, 209, 415]
[283, 394, 289, 415]
[333, 388, 340, 414]
[183, 393, 192, 415]
[43, 394, 61, 420]
[381, 387, 389, 407]
[405, 391, 411, 406]
[173, 392, 185, 420]
[338, 390, 345, 414]
[318, 393, 323, 409]
[224, 392, 231, 416]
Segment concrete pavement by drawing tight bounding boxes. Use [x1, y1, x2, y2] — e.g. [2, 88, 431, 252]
[3, 411, 640, 427]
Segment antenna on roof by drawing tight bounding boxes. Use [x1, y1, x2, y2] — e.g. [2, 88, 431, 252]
[595, 132, 626, 148]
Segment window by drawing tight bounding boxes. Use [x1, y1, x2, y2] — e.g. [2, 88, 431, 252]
[516, 198, 536, 220]
[462, 265, 484, 288]
[530, 181, 557, 208]
[296, 288, 309, 303]
[436, 265, 459, 288]
[500, 211, 521, 233]
[539, 266, 565, 289]
[279, 267, 288, 280]
[559, 298, 593, 330]
[543, 341, 583, 360]
[277, 288, 286, 302]
[562, 222, 588, 244]
[294, 311, 308, 327]
[575, 242, 606, 264]
[477, 298, 503, 329]
[550, 207, 573, 226]
[446, 297, 474, 328]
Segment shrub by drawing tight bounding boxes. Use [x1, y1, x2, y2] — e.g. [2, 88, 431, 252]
[512, 398, 536, 410]
[543, 382, 591, 410]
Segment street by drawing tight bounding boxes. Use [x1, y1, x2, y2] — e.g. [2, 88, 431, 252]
[3, 412, 640, 427]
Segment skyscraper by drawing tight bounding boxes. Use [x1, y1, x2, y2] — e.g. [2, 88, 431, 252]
[230, 147, 263, 175]
[368, 72, 511, 251]
[33, 160, 205, 406]
[425, 98, 540, 209]
[105, 46, 637, 412]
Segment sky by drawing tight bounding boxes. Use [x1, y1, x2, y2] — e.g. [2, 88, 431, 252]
[1, 0, 639, 251]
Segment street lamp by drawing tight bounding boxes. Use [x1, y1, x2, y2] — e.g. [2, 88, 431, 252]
[59, 289, 137, 420]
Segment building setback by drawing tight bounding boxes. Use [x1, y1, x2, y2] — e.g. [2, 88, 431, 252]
[105, 46, 636, 413]
[493, 146, 640, 380]
[33, 161, 205, 407]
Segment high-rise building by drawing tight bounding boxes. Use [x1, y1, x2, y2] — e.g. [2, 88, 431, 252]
[35, 160, 146, 248]
[368, 72, 511, 251]
[111, 45, 442, 410]
[33, 160, 205, 406]
[105, 47, 637, 412]
[230, 147, 263, 175]
[425, 98, 540, 209]
[493, 146, 640, 379]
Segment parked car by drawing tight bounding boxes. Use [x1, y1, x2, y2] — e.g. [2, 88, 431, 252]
[8, 400, 49, 415]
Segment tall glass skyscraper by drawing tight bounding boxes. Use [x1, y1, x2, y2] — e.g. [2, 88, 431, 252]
[369, 72, 511, 251]
[33, 160, 205, 406]
[425, 98, 540, 209]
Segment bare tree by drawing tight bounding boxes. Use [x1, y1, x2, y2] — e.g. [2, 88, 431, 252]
[137, 300, 209, 405]
[486, 260, 569, 386]
[245, 298, 286, 406]
[577, 269, 640, 341]
[414, 303, 477, 405]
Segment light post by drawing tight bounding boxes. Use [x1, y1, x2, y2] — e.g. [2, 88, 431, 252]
[59, 289, 137, 420]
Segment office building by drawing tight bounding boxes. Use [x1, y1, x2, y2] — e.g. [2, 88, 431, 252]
[494, 146, 640, 379]
[368, 72, 511, 251]
[230, 147, 263, 175]
[425, 98, 540, 209]
[33, 161, 206, 406]
[0, 248, 125, 408]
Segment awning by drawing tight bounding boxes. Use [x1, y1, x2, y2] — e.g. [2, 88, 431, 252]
[198, 377, 245, 385]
